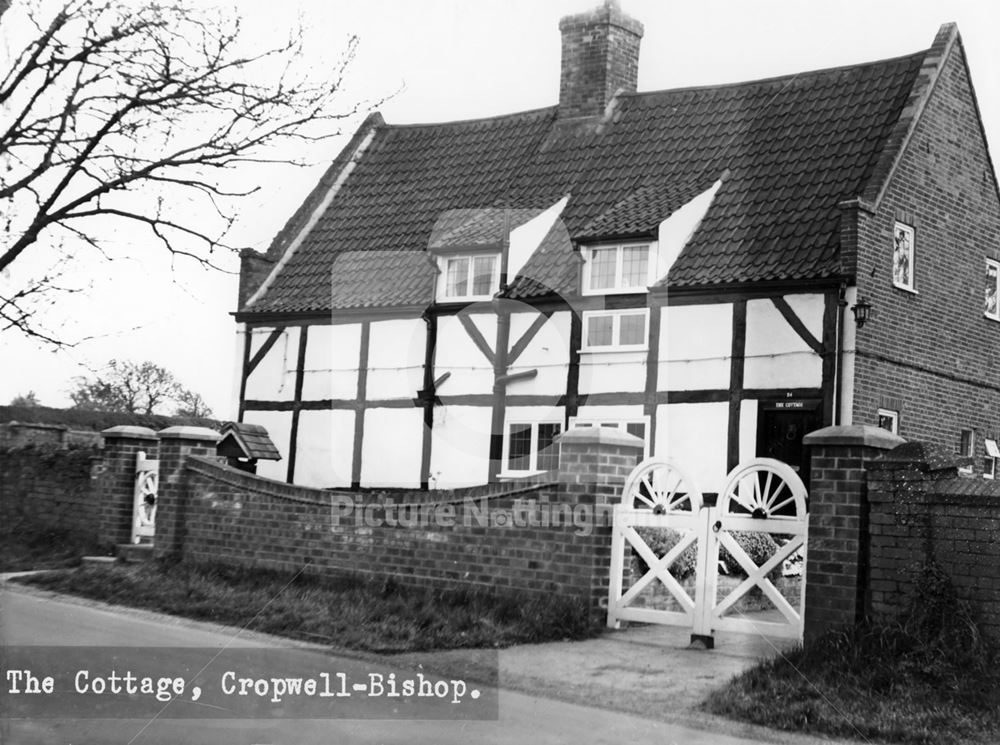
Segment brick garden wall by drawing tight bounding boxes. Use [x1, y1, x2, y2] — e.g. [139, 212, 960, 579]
[0, 444, 103, 541]
[867, 445, 1000, 642]
[155, 428, 642, 613]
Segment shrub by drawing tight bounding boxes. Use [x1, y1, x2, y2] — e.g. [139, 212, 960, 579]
[719, 531, 779, 576]
[632, 527, 698, 579]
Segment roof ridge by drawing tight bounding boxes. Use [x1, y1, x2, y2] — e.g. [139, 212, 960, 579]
[379, 104, 557, 130]
[617, 48, 928, 99]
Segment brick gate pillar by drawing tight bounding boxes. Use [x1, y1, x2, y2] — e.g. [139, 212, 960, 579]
[801, 425, 904, 641]
[98, 426, 158, 548]
[154, 426, 221, 560]
[555, 427, 644, 613]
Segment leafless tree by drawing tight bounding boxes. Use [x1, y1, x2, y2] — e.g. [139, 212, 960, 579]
[69, 358, 211, 416]
[0, 0, 365, 343]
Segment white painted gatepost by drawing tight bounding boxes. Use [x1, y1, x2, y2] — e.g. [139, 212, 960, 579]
[131, 451, 158, 544]
[607, 457, 809, 646]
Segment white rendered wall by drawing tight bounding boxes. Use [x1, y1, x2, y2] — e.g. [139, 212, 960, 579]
[435, 314, 496, 395]
[296, 409, 354, 488]
[744, 294, 824, 389]
[243, 327, 299, 401]
[655, 402, 729, 494]
[367, 318, 426, 400]
[302, 324, 360, 401]
[242, 409, 293, 481]
[361, 408, 424, 488]
[578, 351, 646, 393]
[429, 405, 492, 488]
[660, 304, 731, 391]
[739, 399, 759, 463]
[506, 310, 571, 396]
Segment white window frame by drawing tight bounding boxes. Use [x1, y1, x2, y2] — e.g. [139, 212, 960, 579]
[892, 221, 917, 293]
[986, 259, 1000, 322]
[581, 243, 653, 295]
[984, 438, 999, 480]
[959, 428, 975, 475]
[438, 253, 500, 302]
[568, 416, 651, 458]
[581, 308, 649, 352]
[877, 408, 899, 435]
[501, 419, 564, 475]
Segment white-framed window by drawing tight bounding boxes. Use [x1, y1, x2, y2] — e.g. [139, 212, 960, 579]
[877, 409, 899, 435]
[581, 309, 649, 351]
[959, 428, 975, 474]
[892, 222, 916, 292]
[439, 253, 499, 301]
[568, 417, 650, 458]
[503, 420, 563, 474]
[986, 259, 999, 321]
[983, 438, 999, 479]
[582, 243, 652, 295]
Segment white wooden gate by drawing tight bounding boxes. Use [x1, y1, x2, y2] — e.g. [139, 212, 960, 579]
[607, 457, 808, 643]
[131, 451, 158, 544]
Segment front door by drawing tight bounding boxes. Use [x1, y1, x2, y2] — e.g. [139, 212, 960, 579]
[756, 400, 822, 488]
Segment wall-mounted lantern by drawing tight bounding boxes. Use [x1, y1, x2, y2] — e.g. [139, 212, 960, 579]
[851, 297, 873, 328]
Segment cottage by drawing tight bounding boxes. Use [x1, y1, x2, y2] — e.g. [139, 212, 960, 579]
[233, 1, 1000, 491]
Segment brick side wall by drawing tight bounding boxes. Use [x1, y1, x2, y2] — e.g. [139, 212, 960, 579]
[0, 445, 103, 540]
[851, 42, 1000, 463]
[867, 456, 1000, 642]
[159, 431, 642, 613]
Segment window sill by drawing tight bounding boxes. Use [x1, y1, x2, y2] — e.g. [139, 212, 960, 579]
[891, 283, 919, 295]
[985, 313, 1000, 323]
[581, 287, 650, 297]
[497, 470, 549, 481]
[579, 346, 648, 355]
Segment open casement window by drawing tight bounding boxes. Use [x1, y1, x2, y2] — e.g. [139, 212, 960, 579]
[983, 438, 999, 479]
[582, 243, 651, 295]
[581, 309, 649, 351]
[568, 418, 650, 458]
[441, 254, 499, 301]
[877, 409, 899, 435]
[986, 260, 999, 321]
[892, 222, 916, 292]
[504, 421, 563, 474]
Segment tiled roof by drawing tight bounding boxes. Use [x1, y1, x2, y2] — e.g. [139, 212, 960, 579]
[220, 422, 282, 460]
[244, 48, 927, 313]
[428, 208, 546, 251]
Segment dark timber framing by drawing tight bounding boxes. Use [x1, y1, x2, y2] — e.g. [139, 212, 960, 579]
[727, 300, 747, 472]
[286, 325, 309, 483]
[351, 322, 371, 489]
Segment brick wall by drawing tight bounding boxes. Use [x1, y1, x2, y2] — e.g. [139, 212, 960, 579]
[851, 35, 1000, 464]
[157, 427, 642, 613]
[866, 441, 1000, 642]
[0, 444, 103, 541]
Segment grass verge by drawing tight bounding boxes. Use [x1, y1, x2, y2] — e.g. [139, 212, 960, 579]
[14, 559, 602, 654]
[704, 563, 1000, 745]
[0, 527, 105, 572]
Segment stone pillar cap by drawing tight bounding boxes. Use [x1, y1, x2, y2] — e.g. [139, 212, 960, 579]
[157, 425, 221, 442]
[802, 425, 904, 450]
[100, 425, 158, 440]
[556, 426, 643, 448]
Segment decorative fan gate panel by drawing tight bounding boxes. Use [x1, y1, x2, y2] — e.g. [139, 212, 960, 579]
[608, 457, 809, 643]
[131, 451, 159, 544]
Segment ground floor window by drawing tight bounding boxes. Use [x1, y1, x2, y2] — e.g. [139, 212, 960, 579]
[568, 417, 650, 457]
[504, 420, 563, 473]
[985, 438, 999, 479]
[877, 408, 899, 435]
[959, 429, 975, 474]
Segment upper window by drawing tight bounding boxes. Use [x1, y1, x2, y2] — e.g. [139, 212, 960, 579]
[504, 420, 563, 474]
[877, 409, 899, 435]
[892, 222, 916, 292]
[986, 259, 999, 321]
[441, 254, 498, 301]
[583, 243, 651, 295]
[582, 309, 648, 351]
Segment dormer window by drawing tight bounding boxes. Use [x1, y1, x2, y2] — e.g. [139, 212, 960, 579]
[583, 243, 651, 295]
[440, 254, 498, 301]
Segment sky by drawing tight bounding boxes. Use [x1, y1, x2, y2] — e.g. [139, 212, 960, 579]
[1, 0, 999, 418]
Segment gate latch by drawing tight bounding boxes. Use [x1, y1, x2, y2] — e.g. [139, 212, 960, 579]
[712, 520, 722, 533]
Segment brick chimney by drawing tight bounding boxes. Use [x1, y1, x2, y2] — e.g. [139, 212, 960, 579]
[558, 0, 644, 119]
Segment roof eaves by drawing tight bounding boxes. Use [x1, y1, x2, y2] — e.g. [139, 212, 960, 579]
[857, 23, 959, 208]
[243, 111, 385, 311]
